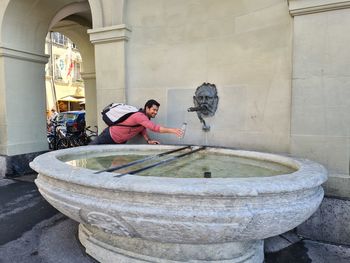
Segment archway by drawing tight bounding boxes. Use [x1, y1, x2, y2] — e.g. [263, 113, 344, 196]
[0, 0, 95, 156]
[49, 22, 97, 129]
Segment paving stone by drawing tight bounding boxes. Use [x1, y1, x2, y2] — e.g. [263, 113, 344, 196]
[305, 240, 350, 263]
[265, 231, 302, 253]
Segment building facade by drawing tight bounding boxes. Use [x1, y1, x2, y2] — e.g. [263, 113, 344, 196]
[45, 32, 85, 112]
[0, 0, 349, 245]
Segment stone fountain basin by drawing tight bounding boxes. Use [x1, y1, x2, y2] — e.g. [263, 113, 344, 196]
[30, 144, 327, 245]
[30, 145, 327, 263]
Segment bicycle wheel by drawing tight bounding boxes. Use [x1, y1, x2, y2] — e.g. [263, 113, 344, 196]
[57, 138, 70, 149]
[69, 134, 80, 147]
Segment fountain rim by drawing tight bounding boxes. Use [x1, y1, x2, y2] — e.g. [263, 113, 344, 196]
[30, 144, 328, 196]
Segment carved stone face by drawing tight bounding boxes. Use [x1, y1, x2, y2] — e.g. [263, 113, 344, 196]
[193, 83, 218, 117]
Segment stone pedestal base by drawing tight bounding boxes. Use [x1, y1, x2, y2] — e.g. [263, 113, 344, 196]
[78, 224, 264, 263]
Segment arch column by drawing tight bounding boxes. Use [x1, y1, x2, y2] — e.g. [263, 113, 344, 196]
[87, 24, 131, 129]
[81, 72, 97, 128]
[0, 46, 49, 155]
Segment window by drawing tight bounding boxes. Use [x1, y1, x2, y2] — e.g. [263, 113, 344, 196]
[54, 55, 63, 80]
[74, 62, 82, 81]
[52, 32, 67, 46]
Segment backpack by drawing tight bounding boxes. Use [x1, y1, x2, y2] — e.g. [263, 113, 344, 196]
[101, 103, 140, 126]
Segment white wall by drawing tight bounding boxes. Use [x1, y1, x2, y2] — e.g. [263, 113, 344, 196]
[125, 0, 292, 152]
[291, 8, 350, 176]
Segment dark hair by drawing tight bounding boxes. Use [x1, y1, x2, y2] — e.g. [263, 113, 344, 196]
[144, 99, 160, 110]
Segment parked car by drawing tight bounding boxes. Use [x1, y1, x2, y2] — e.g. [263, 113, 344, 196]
[56, 111, 86, 133]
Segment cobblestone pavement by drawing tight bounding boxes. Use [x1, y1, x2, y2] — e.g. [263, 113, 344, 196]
[0, 177, 96, 263]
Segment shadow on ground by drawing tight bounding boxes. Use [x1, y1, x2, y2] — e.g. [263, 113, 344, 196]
[265, 241, 311, 263]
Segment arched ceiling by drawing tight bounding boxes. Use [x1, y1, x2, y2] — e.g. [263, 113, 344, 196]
[49, 2, 92, 30]
[0, 0, 94, 54]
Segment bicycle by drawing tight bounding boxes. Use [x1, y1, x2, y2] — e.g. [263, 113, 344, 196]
[85, 125, 98, 144]
[67, 125, 98, 146]
[48, 121, 98, 149]
[47, 120, 70, 150]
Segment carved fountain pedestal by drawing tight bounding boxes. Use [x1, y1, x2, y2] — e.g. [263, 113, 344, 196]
[30, 145, 327, 263]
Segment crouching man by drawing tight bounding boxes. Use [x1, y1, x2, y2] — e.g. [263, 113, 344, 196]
[90, 99, 183, 145]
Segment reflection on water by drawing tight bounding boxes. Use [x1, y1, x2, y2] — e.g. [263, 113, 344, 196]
[66, 151, 296, 178]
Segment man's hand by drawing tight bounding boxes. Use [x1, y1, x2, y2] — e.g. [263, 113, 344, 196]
[159, 127, 184, 138]
[147, 139, 160, 145]
[173, 128, 183, 138]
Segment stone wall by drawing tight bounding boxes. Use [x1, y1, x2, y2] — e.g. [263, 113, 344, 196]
[297, 196, 350, 246]
[0, 151, 47, 178]
[290, 0, 350, 245]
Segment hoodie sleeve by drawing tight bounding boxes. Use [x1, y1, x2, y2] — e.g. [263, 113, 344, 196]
[135, 113, 161, 132]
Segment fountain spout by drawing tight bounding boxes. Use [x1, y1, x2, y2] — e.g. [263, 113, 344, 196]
[187, 105, 210, 131]
[187, 106, 206, 112]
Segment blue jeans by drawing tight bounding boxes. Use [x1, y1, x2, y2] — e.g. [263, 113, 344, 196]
[89, 128, 115, 145]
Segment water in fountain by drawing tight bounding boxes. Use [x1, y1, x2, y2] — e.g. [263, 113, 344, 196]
[66, 150, 296, 178]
